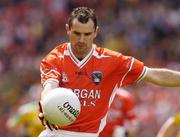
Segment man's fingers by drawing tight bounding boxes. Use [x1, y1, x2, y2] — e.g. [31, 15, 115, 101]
[39, 113, 44, 118]
[52, 124, 58, 130]
[46, 121, 53, 131]
[38, 102, 58, 130]
[38, 113, 45, 126]
[38, 101, 43, 112]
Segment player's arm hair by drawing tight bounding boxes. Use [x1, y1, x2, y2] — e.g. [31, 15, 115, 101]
[142, 67, 180, 87]
[41, 82, 59, 100]
[156, 117, 176, 137]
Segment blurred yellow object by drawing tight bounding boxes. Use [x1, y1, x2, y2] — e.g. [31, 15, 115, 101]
[174, 112, 180, 126]
[157, 111, 180, 137]
[7, 101, 43, 137]
[174, 112, 180, 137]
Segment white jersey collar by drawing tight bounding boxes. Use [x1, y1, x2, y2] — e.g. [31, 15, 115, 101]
[67, 43, 94, 68]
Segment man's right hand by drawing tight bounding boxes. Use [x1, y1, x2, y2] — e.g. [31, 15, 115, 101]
[38, 101, 58, 131]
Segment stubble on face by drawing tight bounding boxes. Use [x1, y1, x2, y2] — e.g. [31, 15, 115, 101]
[67, 18, 97, 59]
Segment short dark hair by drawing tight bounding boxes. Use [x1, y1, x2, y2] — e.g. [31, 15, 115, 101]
[68, 7, 97, 30]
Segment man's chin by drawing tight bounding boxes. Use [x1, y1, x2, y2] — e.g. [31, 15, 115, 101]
[76, 45, 87, 51]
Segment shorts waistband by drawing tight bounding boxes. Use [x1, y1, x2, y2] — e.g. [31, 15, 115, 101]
[57, 129, 98, 137]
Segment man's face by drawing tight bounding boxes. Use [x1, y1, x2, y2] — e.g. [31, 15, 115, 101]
[66, 18, 98, 57]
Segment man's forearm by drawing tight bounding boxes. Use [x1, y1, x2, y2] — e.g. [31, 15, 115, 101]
[41, 82, 59, 100]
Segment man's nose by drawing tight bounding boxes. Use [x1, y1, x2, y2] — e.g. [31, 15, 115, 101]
[79, 35, 85, 43]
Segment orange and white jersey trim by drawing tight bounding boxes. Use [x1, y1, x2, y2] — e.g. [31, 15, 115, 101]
[40, 42, 146, 134]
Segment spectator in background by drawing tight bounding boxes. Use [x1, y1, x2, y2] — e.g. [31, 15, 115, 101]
[99, 88, 138, 137]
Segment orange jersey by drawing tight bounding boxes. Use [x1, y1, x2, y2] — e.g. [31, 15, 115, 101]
[40, 43, 146, 134]
[99, 88, 136, 137]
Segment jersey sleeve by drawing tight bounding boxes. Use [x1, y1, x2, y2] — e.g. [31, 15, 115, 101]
[118, 55, 146, 86]
[40, 49, 62, 87]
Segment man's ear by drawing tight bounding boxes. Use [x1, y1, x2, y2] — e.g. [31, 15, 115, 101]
[65, 24, 70, 35]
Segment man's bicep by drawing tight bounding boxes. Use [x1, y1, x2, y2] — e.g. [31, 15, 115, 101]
[141, 67, 165, 84]
[140, 67, 164, 85]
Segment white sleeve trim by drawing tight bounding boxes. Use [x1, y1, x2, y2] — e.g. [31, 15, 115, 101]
[41, 69, 61, 76]
[43, 78, 59, 87]
[136, 66, 148, 83]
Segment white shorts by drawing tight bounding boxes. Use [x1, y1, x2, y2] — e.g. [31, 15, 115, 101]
[112, 126, 126, 137]
[39, 128, 99, 137]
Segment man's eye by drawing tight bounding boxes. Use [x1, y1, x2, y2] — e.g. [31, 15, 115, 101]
[85, 33, 91, 36]
[73, 32, 80, 36]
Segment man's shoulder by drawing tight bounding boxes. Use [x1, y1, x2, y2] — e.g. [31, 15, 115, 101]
[94, 46, 122, 58]
[54, 42, 68, 51]
[48, 42, 68, 55]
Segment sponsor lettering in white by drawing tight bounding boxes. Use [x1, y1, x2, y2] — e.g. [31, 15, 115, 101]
[73, 89, 101, 99]
[73, 89, 101, 107]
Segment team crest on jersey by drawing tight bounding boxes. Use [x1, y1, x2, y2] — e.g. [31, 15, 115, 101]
[91, 71, 102, 85]
[62, 72, 69, 83]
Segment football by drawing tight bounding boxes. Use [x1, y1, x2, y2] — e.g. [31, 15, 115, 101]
[41, 87, 81, 126]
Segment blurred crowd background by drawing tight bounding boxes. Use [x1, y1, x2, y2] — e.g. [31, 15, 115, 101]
[0, 0, 180, 136]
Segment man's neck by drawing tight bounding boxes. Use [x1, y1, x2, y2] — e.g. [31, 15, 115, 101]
[77, 58, 83, 61]
[70, 45, 93, 60]
[72, 51, 90, 60]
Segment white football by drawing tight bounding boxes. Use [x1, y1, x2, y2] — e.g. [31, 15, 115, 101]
[41, 88, 81, 126]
